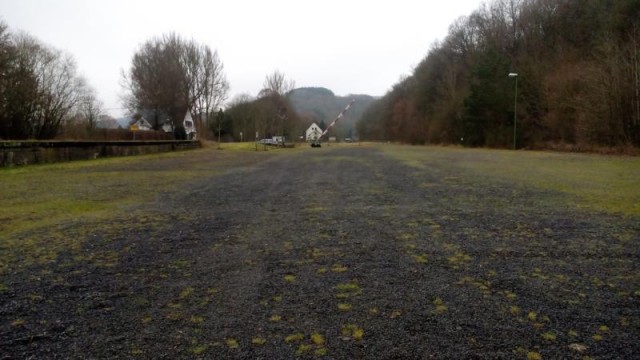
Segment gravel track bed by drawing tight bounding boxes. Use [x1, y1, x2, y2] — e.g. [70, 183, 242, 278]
[1, 146, 638, 359]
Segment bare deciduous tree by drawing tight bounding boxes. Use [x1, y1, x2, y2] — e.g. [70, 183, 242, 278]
[261, 70, 295, 97]
[193, 46, 229, 133]
[77, 86, 104, 130]
[0, 26, 88, 139]
[122, 33, 229, 137]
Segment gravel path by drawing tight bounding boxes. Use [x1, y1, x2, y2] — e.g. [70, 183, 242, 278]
[1, 145, 638, 359]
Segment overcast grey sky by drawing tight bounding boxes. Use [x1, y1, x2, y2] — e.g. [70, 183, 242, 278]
[0, 0, 483, 117]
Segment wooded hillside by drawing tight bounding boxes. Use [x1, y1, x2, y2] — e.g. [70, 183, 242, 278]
[288, 87, 376, 140]
[356, 0, 640, 150]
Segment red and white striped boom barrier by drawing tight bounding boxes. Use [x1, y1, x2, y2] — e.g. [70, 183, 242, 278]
[321, 99, 356, 137]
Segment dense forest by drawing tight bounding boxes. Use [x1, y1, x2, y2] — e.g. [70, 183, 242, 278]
[356, 0, 640, 149]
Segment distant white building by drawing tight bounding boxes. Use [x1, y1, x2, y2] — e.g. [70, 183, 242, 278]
[183, 111, 197, 140]
[130, 117, 153, 131]
[108, 116, 151, 130]
[306, 123, 322, 142]
[161, 121, 173, 133]
[272, 135, 285, 145]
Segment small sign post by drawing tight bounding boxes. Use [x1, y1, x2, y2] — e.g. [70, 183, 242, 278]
[130, 124, 139, 140]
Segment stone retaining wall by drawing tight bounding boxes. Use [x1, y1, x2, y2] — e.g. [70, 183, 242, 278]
[0, 140, 201, 167]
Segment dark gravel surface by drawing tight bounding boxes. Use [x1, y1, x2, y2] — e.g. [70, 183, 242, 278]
[1, 146, 639, 359]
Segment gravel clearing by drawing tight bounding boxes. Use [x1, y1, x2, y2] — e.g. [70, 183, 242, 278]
[1, 145, 638, 359]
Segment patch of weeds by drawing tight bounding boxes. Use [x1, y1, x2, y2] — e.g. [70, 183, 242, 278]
[592, 334, 603, 341]
[337, 303, 352, 311]
[225, 338, 239, 349]
[311, 332, 325, 346]
[598, 325, 609, 333]
[315, 347, 328, 356]
[252, 337, 267, 346]
[620, 317, 630, 326]
[568, 343, 587, 353]
[272, 295, 282, 302]
[527, 351, 542, 360]
[170, 259, 190, 269]
[504, 291, 517, 300]
[285, 333, 304, 343]
[542, 332, 556, 341]
[433, 298, 447, 314]
[167, 302, 182, 309]
[308, 248, 326, 258]
[189, 315, 204, 324]
[413, 254, 428, 264]
[368, 307, 379, 315]
[448, 251, 472, 269]
[10, 319, 25, 326]
[514, 346, 527, 355]
[284, 274, 296, 283]
[335, 282, 362, 299]
[141, 315, 152, 324]
[532, 268, 550, 280]
[509, 306, 521, 316]
[390, 310, 402, 319]
[296, 344, 312, 355]
[527, 311, 537, 322]
[130, 347, 143, 355]
[456, 276, 475, 285]
[166, 311, 183, 321]
[0, 283, 9, 293]
[341, 324, 364, 341]
[28, 293, 44, 302]
[568, 330, 578, 337]
[133, 296, 149, 306]
[397, 233, 416, 241]
[269, 314, 282, 322]
[316, 267, 327, 274]
[190, 344, 208, 355]
[331, 264, 348, 273]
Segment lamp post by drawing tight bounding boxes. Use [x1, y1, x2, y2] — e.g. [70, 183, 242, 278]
[508, 73, 518, 150]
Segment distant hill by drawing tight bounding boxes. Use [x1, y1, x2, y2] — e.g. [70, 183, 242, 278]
[287, 87, 376, 139]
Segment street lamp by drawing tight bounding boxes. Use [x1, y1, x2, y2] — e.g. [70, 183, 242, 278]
[508, 73, 518, 150]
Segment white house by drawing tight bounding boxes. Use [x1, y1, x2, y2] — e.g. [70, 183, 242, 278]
[306, 123, 323, 142]
[130, 117, 153, 131]
[161, 121, 173, 133]
[183, 111, 197, 140]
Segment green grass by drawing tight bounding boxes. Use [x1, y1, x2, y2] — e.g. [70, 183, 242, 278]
[0, 147, 266, 274]
[214, 141, 308, 152]
[381, 145, 640, 216]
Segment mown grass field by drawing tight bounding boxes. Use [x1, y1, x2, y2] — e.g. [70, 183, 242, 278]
[380, 145, 640, 216]
[1, 143, 638, 359]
